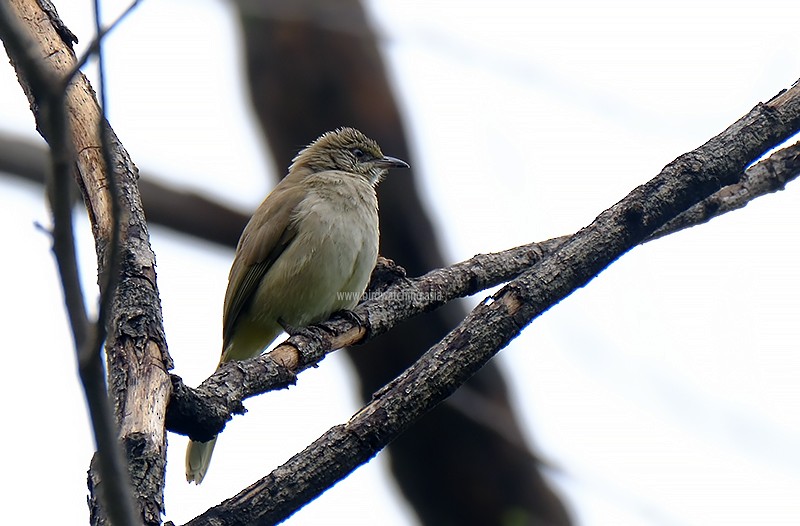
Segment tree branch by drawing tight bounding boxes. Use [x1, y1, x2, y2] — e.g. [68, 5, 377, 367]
[651, 138, 800, 240]
[0, 3, 140, 526]
[0, 1, 170, 525]
[174, 79, 800, 523]
[0, 131, 250, 247]
[166, 137, 800, 442]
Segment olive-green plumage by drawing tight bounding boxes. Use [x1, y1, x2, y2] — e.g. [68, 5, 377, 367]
[185, 127, 408, 484]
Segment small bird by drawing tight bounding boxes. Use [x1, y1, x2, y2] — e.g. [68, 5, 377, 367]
[185, 127, 408, 484]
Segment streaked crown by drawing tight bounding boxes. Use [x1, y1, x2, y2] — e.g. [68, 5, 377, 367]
[290, 127, 405, 184]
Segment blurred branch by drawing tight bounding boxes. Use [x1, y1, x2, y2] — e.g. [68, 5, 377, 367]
[0, 131, 249, 246]
[175, 81, 800, 524]
[88, 0, 121, 384]
[0, 1, 170, 525]
[69, 0, 143, 80]
[229, 11, 523, 520]
[5, 133, 799, 251]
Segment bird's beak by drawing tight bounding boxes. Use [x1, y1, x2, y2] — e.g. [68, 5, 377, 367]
[375, 155, 410, 169]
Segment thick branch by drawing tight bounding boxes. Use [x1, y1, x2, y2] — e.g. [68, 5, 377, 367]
[0, 2, 171, 525]
[166, 139, 800, 442]
[651, 139, 800, 240]
[0, 3, 139, 526]
[177, 81, 800, 524]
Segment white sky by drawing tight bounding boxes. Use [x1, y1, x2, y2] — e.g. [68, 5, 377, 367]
[1, 1, 799, 525]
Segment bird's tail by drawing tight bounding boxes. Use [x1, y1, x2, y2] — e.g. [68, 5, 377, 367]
[185, 436, 218, 484]
[186, 323, 281, 484]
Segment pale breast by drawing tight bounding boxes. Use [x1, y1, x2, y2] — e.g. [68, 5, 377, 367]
[251, 174, 379, 327]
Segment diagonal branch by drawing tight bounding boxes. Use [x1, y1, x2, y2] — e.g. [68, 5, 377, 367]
[651, 139, 800, 240]
[178, 80, 800, 524]
[166, 138, 800, 442]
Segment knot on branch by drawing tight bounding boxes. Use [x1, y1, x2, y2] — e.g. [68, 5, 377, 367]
[165, 375, 239, 442]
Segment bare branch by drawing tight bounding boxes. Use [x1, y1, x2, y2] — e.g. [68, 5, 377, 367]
[175, 79, 800, 524]
[651, 140, 800, 240]
[164, 244, 551, 440]
[68, 0, 143, 82]
[0, 1, 170, 525]
[166, 138, 800, 443]
[0, 3, 139, 526]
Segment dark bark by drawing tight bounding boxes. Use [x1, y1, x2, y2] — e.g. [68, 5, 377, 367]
[164, 138, 800, 447]
[178, 80, 800, 524]
[0, 2, 171, 525]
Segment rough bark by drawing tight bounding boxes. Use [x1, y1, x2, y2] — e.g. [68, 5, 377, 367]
[0, 2, 171, 525]
[177, 81, 800, 524]
[165, 133, 800, 444]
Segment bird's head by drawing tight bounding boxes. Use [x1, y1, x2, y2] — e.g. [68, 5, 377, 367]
[290, 127, 409, 184]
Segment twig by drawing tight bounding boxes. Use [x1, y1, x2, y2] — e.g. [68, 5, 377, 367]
[86, 0, 122, 371]
[66, 0, 143, 84]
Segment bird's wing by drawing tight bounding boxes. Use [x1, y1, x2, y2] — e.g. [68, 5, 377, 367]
[222, 181, 306, 350]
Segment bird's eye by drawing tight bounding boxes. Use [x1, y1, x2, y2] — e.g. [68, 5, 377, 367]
[351, 148, 365, 160]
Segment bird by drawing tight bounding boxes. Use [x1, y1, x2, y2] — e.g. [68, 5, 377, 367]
[185, 127, 409, 484]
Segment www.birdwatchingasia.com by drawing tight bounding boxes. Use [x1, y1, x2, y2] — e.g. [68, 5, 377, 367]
[336, 290, 444, 303]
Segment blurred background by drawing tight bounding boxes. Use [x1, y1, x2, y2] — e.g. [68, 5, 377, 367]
[1, 1, 800, 525]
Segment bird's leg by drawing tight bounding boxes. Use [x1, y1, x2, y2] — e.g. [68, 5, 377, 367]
[277, 318, 302, 336]
[278, 317, 337, 341]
